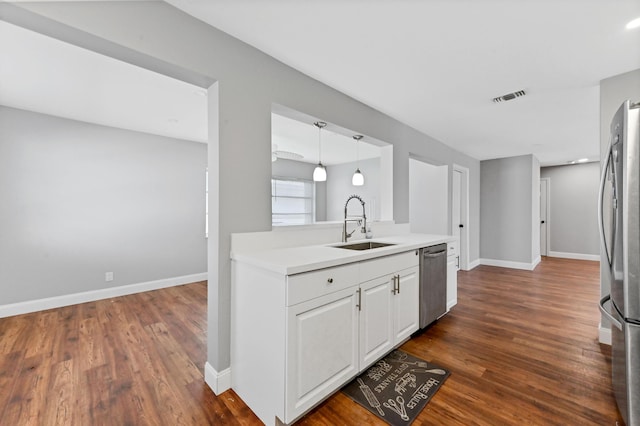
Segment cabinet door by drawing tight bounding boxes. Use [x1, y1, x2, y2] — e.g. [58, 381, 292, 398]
[359, 276, 394, 370]
[286, 287, 359, 422]
[447, 256, 458, 310]
[394, 266, 420, 343]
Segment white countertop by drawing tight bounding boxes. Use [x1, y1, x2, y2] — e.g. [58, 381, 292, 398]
[231, 233, 456, 275]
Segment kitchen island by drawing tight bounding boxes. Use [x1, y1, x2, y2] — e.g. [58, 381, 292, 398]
[230, 232, 456, 425]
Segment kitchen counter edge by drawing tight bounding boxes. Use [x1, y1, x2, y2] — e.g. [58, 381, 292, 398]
[231, 234, 457, 276]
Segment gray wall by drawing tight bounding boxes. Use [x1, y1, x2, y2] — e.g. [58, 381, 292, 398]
[3, 2, 481, 374]
[599, 68, 640, 330]
[326, 158, 381, 221]
[0, 106, 207, 305]
[271, 158, 327, 221]
[540, 162, 600, 256]
[480, 154, 539, 264]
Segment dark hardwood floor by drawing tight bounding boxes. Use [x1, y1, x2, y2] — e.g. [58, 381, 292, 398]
[0, 257, 622, 425]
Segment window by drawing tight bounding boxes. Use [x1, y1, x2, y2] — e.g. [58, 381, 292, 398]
[272, 178, 314, 226]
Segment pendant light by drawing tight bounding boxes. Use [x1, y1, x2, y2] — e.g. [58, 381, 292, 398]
[313, 121, 327, 182]
[352, 135, 364, 186]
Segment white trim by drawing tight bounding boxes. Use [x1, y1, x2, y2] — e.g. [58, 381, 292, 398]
[467, 259, 481, 270]
[548, 251, 600, 261]
[204, 362, 231, 395]
[599, 324, 612, 345]
[0, 272, 207, 318]
[479, 257, 540, 271]
[453, 164, 470, 271]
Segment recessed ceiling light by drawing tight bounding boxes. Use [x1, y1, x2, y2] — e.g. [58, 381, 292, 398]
[626, 17, 640, 29]
[577, 158, 589, 163]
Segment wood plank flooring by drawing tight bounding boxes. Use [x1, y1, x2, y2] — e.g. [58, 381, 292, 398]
[0, 257, 622, 425]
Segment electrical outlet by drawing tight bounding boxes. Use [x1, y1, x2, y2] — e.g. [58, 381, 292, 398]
[105, 272, 114, 282]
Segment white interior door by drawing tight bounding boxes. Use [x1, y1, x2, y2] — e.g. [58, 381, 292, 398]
[540, 178, 549, 256]
[452, 166, 469, 270]
[452, 170, 461, 249]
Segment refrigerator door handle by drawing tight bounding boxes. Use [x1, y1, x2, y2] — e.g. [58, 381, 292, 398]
[599, 294, 623, 331]
[598, 137, 613, 266]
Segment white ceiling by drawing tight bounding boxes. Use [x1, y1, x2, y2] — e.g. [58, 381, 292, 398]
[0, 17, 377, 164]
[166, 0, 640, 165]
[3, 2, 639, 166]
[0, 20, 208, 143]
[272, 113, 383, 166]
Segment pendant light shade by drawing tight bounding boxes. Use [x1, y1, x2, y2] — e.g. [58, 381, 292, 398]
[313, 121, 327, 182]
[352, 168, 364, 186]
[352, 135, 365, 186]
[313, 164, 327, 181]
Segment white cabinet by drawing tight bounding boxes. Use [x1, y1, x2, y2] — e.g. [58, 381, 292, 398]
[393, 266, 420, 342]
[232, 250, 420, 425]
[447, 241, 458, 310]
[286, 287, 359, 421]
[359, 275, 394, 369]
[358, 266, 420, 370]
[358, 252, 420, 371]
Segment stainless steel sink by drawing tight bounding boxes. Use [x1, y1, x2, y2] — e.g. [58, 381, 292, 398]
[332, 241, 396, 251]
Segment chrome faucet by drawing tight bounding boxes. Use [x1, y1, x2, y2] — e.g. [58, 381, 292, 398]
[342, 194, 367, 242]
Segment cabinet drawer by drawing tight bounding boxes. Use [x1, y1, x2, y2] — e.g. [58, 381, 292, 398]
[360, 251, 419, 283]
[287, 263, 360, 306]
[447, 241, 458, 257]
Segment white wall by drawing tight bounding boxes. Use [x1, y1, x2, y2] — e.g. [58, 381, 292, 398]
[409, 159, 448, 234]
[540, 162, 600, 257]
[0, 106, 207, 306]
[3, 2, 481, 379]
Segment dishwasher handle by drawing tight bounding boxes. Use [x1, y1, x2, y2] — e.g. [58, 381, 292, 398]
[423, 251, 446, 258]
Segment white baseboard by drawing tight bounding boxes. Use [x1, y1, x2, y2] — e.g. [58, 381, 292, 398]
[548, 251, 600, 261]
[0, 272, 207, 318]
[204, 362, 231, 395]
[479, 258, 539, 271]
[466, 259, 481, 270]
[599, 324, 612, 345]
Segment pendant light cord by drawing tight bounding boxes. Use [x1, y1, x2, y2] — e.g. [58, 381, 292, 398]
[353, 135, 363, 168]
[314, 121, 327, 164]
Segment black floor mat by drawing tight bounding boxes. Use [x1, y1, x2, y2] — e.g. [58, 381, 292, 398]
[342, 349, 450, 425]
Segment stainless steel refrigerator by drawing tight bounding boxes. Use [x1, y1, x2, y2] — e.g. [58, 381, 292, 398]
[599, 99, 640, 426]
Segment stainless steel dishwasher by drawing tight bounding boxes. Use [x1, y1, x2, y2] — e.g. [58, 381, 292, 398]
[419, 243, 447, 328]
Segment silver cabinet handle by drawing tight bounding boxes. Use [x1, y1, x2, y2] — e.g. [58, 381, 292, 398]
[391, 274, 401, 295]
[356, 288, 362, 311]
[599, 294, 622, 331]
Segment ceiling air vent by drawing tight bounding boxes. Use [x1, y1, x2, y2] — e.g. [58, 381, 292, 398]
[493, 90, 526, 103]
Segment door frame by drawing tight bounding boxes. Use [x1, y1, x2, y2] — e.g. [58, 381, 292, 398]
[540, 177, 551, 256]
[452, 164, 470, 270]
